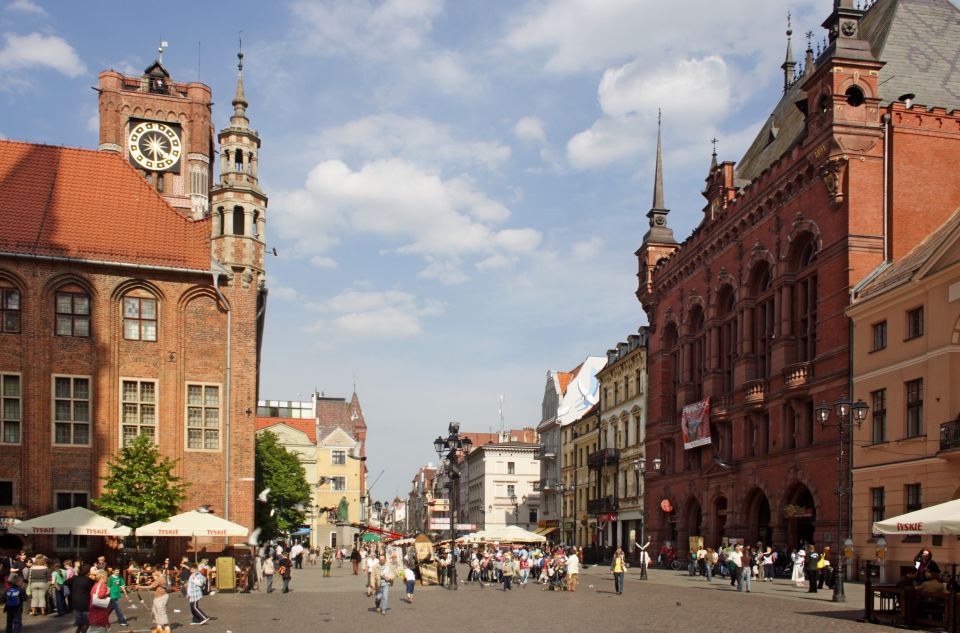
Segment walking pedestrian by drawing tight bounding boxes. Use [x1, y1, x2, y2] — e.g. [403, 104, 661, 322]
[370, 556, 394, 615]
[321, 547, 333, 577]
[25, 555, 50, 616]
[739, 547, 753, 593]
[403, 566, 416, 603]
[187, 566, 210, 625]
[704, 548, 716, 582]
[610, 547, 626, 595]
[565, 549, 579, 592]
[106, 568, 128, 626]
[87, 570, 111, 633]
[805, 544, 820, 593]
[261, 555, 275, 593]
[501, 553, 515, 591]
[791, 548, 806, 586]
[762, 547, 776, 582]
[729, 544, 744, 591]
[350, 548, 361, 576]
[278, 555, 292, 593]
[64, 564, 94, 633]
[818, 546, 832, 590]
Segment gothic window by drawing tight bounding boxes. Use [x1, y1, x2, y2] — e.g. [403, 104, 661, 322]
[55, 289, 91, 338]
[689, 306, 706, 401]
[123, 296, 158, 341]
[233, 206, 245, 236]
[663, 322, 680, 418]
[751, 263, 774, 379]
[793, 235, 818, 362]
[717, 286, 737, 395]
[1, 286, 20, 333]
[190, 165, 209, 197]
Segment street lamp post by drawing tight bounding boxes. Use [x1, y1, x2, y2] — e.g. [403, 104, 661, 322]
[815, 395, 868, 603]
[556, 482, 566, 544]
[631, 456, 660, 580]
[433, 422, 472, 591]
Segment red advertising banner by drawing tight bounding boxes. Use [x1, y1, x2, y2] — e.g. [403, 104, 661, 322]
[681, 397, 711, 450]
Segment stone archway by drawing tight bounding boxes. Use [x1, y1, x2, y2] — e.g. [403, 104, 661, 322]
[783, 482, 817, 548]
[744, 488, 772, 546]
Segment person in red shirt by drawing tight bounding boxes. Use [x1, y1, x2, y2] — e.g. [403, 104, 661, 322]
[87, 570, 111, 633]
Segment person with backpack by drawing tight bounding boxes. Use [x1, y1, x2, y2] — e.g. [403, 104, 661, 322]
[3, 575, 26, 633]
[51, 562, 68, 617]
[278, 554, 292, 594]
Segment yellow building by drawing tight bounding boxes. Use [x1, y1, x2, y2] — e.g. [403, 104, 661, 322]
[849, 209, 960, 577]
[256, 391, 368, 548]
[570, 406, 599, 550]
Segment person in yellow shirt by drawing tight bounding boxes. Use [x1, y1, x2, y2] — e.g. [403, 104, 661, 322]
[610, 547, 626, 595]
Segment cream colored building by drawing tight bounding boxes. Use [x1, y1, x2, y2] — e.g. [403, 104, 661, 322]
[596, 330, 647, 558]
[255, 391, 368, 548]
[570, 407, 599, 550]
[848, 208, 960, 578]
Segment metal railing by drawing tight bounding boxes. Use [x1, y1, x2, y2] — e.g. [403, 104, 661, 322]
[940, 419, 960, 451]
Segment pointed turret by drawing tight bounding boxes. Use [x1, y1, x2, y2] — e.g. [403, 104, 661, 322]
[210, 45, 268, 290]
[804, 30, 815, 76]
[781, 13, 796, 92]
[231, 49, 249, 127]
[644, 111, 676, 245]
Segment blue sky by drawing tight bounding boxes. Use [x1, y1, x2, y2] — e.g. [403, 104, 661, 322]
[2, 0, 834, 500]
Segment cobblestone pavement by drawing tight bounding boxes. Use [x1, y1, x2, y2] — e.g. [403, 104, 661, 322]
[19, 563, 901, 633]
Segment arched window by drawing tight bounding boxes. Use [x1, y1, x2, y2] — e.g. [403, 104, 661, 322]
[253, 210, 260, 239]
[750, 262, 775, 378]
[234, 149, 244, 172]
[688, 305, 706, 400]
[0, 282, 21, 333]
[717, 286, 737, 395]
[791, 234, 819, 362]
[55, 285, 91, 337]
[233, 206, 245, 236]
[122, 293, 158, 341]
[663, 322, 680, 418]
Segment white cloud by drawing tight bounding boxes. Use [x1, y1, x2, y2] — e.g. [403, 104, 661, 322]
[513, 116, 546, 144]
[0, 32, 86, 78]
[572, 237, 603, 260]
[5, 0, 46, 15]
[290, 0, 443, 59]
[567, 55, 733, 170]
[274, 158, 541, 284]
[311, 114, 510, 171]
[306, 288, 444, 339]
[418, 51, 479, 96]
[266, 275, 301, 301]
[309, 256, 339, 270]
[503, 0, 816, 74]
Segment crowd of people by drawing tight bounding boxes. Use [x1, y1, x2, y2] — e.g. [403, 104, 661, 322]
[0, 550, 216, 633]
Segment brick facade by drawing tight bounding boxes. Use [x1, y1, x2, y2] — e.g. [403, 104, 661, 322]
[636, 1, 960, 557]
[0, 53, 266, 554]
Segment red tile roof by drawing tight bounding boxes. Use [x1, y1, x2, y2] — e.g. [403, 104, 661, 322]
[0, 140, 210, 271]
[255, 416, 316, 444]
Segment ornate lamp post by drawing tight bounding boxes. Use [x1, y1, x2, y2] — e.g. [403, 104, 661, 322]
[631, 457, 660, 579]
[815, 395, 868, 603]
[555, 482, 566, 544]
[433, 422, 472, 591]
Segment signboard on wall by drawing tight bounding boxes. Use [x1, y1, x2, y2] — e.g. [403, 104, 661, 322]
[681, 398, 712, 449]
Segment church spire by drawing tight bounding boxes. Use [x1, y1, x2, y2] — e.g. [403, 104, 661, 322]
[781, 12, 796, 92]
[643, 110, 676, 246]
[231, 44, 249, 127]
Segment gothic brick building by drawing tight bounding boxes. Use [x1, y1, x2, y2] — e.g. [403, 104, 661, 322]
[0, 49, 267, 552]
[636, 0, 960, 556]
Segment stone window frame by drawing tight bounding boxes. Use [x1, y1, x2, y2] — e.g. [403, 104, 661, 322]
[120, 378, 158, 447]
[51, 374, 92, 447]
[185, 382, 221, 452]
[0, 372, 22, 445]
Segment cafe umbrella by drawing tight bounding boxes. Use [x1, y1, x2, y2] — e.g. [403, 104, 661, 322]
[10, 506, 133, 555]
[872, 498, 960, 535]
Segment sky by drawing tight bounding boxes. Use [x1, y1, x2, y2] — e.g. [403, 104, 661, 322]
[1, 0, 836, 502]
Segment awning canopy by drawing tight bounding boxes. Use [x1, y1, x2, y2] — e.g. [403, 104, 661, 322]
[873, 498, 960, 535]
[136, 510, 249, 538]
[460, 525, 546, 543]
[534, 527, 558, 536]
[9, 507, 131, 537]
[361, 532, 381, 542]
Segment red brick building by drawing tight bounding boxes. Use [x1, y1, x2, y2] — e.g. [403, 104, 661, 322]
[0, 50, 267, 552]
[637, 0, 960, 556]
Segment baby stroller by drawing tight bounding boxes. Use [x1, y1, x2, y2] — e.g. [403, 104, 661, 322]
[548, 564, 567, 591]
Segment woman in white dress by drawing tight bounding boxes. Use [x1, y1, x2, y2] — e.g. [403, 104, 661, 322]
[791, 548, 806, 586]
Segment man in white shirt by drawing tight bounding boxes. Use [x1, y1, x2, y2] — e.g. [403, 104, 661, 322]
[290, 543, 304, 569]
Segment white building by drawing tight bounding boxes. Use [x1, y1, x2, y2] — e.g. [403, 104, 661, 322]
[463, 442, 541, 531]
[537, 357, 607, 531]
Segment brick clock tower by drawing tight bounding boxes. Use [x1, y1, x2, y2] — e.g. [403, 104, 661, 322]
[97, 49, 215, 219]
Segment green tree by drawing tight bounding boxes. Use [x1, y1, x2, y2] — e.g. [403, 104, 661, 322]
[95, 434, 188, 531]
[255, 431, 310, 541]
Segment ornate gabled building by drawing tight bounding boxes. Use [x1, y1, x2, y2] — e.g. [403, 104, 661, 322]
[636, 0, 960, 559]
[0, 49, 267, 552]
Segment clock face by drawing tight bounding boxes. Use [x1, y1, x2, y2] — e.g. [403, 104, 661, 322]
[128, 121, 182, 172]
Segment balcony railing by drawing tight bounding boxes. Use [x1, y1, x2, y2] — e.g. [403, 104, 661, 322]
[783, 362, 812, 389]
[587, 496, 618, 515]
[940, 419, 960, 452]
[744, 379, 766, 406]
[536, 446, 558, 460]
[587, 447, 621, 469]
